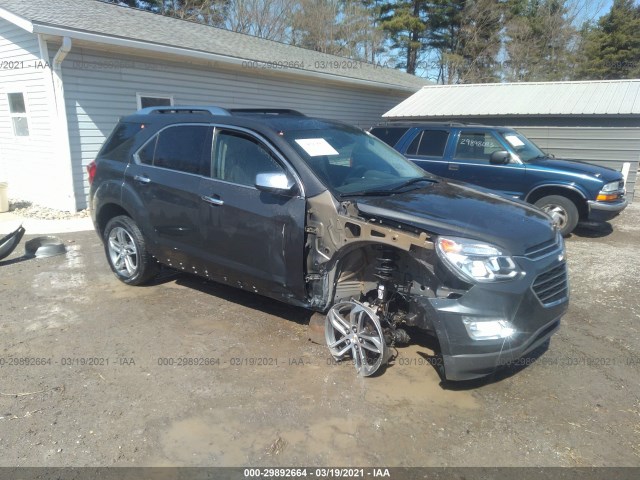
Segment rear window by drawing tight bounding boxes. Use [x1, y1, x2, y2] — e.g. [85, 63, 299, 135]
[140, 125, 212, 176]
[423, 130, 449, 156]
[369, 127, 409, 147]
[99, 122, 145, 162]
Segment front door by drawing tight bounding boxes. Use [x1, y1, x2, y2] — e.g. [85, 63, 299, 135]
[199, 128, 306, 301]
[449, 130, 526, 198]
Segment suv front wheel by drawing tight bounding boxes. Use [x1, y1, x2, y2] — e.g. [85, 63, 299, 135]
[103, 215, 158, 285]
[534, 195, 579, 236]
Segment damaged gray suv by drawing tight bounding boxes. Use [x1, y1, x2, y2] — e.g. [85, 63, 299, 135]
[88, 106, 568, 381]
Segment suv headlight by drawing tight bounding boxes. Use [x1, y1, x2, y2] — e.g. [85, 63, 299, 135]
[436, 236, 521, 283]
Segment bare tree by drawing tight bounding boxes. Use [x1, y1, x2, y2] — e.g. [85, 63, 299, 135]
[225, 0, 297, 42]
[503, 0, 580, 81]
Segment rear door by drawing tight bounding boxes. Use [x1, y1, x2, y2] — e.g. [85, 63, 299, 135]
[125, 124, 213, 265]
[198, 127, 307, 300]
[404, 129, 451, 177]
[448, 129, 527, 197]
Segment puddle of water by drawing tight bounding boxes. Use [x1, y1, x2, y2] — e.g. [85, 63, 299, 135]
[363, 345, 479, 410]
[159, 416, 253, 465]
[59, 244, 84, 270]
[32, 271, 87, 291]
[26, 304, 79, 332]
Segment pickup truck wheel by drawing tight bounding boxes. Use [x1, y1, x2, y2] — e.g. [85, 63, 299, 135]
[103, 215, 158, 285]
[534, 195, 579, 236]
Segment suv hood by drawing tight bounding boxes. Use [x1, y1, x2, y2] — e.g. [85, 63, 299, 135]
[528, 157, 622, 182]
[353, 180, 555, 256]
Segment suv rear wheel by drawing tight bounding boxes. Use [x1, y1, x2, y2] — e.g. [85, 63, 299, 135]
[103, 215, 158, 285]
[534, 195, 579, 236]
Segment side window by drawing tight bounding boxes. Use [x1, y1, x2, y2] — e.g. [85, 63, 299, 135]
[417, 130, 449, 157]
[99, 122, 145, 162]
[406, 132, 422, 156]
[407, 130, 449, 157]
[140, 125, 211, 176]
[454, 131, 502, 163]
[7, 92, 29, 137]
[213, 130, 284, 187]
[138, 136, 157, 165]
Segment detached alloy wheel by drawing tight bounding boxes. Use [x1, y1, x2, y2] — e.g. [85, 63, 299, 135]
[103, 215, 158, 285]
[534, 195, 579, 236]
[326, 301, 388, 377]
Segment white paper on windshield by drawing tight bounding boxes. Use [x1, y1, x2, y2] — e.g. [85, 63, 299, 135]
[504, 134, 525, 147]
[295, 138, 339, 156]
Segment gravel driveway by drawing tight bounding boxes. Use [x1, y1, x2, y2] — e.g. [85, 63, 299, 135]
[0, 204, 638, 469]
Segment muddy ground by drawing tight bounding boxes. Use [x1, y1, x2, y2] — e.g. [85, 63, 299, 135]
[0, 205, 639, 468]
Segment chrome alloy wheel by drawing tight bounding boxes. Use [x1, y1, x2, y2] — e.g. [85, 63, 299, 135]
[325, 301, 388, 377]
[540, 203, 569, 230]
[107, 226, 139, 278]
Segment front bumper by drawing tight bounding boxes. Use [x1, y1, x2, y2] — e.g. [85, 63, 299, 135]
[421, 253, 568, 381]
[587, 198, 628, 223]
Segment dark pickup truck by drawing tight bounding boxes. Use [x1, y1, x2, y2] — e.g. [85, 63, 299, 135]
[370, 123, 628, 236]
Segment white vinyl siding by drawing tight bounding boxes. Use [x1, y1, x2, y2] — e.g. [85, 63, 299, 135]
[57, 46, 410, 209]
[0, 19, 64, 208]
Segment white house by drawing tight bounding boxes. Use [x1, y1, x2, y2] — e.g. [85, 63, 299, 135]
[0, 0, 427, 211]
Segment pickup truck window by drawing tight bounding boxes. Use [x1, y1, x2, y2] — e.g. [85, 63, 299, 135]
[406, 130, 449, 157]
[499, 132, 546, 162]
[454, 131, 503, 163]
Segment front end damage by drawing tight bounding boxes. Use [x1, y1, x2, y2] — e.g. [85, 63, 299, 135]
[304, 192, 568, 380]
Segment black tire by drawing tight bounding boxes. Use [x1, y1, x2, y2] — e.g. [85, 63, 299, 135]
[534, 195, 579, 236]
[103, 215, 158, 285]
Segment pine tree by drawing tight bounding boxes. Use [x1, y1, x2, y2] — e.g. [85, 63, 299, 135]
[576, 0, 640, 79]
[380, 0, 429, 74]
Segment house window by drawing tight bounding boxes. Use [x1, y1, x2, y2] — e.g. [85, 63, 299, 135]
[7, 92, 29, 137]
[136, 94, 173, 110]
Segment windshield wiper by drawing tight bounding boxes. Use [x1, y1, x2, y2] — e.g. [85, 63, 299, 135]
[391, 177, 436, 191]
[339, 177, 436, 198]
[529, 154, 549, 162]
[339, 189, 396, 198]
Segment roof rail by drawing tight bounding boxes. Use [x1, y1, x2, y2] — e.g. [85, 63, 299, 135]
[229, 108, 305, 116]
[136, 106, 231, 116]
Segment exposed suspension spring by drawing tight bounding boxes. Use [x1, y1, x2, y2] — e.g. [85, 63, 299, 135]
[374, 247, 398, 304]
[374, 247, 399, 282]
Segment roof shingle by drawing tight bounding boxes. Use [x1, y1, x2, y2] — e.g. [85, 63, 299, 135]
[0, 0, 428, 91]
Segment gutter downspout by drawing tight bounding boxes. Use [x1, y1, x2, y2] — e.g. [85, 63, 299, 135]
[49, 37, 76, 212]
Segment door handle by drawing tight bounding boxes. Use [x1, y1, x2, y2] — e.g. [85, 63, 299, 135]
[448, 164, 459, 171]
[134, 175, 151, 184]
[201, 195, 224, 206]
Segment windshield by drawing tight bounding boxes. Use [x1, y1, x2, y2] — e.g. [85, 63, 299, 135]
[499, 131, 546, 162]
[282, 124, 431, 195]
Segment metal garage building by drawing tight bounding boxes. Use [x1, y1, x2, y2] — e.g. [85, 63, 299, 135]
[383, 80, 640, 201]
[0, 0, 426, 211]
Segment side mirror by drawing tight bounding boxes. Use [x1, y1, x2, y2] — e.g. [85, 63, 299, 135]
[490, 150, 511, 165]
[255, 172, 296, 195]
